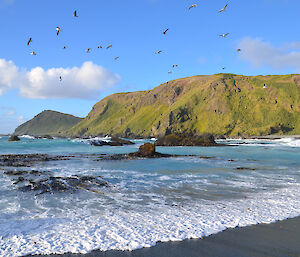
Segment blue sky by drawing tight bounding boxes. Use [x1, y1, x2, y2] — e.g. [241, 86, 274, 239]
[1, 0, 300, 133]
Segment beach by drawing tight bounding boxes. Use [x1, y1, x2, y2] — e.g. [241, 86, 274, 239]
[1, 136, 300, 256]
[26, 216, 300, 257]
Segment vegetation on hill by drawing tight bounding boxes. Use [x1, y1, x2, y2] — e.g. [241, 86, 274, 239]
[65, 74, 299, 137]
[14, 110, 83, 136]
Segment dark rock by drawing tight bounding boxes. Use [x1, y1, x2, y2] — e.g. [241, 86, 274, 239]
[43, 135, 54, 140]
[110, 137, 135, 145]
[8, 135, 20, 141]
[135, 143, 156, 157]
[0, 154, 72, 167]
[90, 140, 110, 146]
[236, 167, 257, 171]
[155, 133, 221, 146]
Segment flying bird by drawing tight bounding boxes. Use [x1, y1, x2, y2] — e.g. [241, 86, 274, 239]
[155, 50, 162, 54]
[237, 48, 241, 52]
[86, 48, 91, 53]
[73, 10, 78, 17]
[219, 33, 229, 37]
[62, 46, 66, 50]
[97, 45, 103, 49]
[114, 57, 119, 60]
[222, 67, 226, 70]
[59, 76, 62, 82]
[218, 3, 228, 13]
[106, 44, 112, 49]
[163, 28, 169, 35]
[30, 51, 36, 55]
[27, 38, 32, 46]
[172, 64, 178, 68]
[56, 27, 61, 36]
[189, 4, 197, 10]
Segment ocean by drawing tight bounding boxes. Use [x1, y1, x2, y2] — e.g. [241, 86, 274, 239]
[0, 136, 299, 256]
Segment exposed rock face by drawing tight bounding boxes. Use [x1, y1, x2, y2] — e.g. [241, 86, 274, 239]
[134, 143, 156, 157]
[155, 133, 219, 146]
[8, 135, 20, 141]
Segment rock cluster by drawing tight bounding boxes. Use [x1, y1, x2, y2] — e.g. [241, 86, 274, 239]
[3, 169, 109, 195]
[8, 135, 20, 141]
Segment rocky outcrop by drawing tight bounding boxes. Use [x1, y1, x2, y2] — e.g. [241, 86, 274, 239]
[155, 134, 220, 146]
[8, 135, 20, 141]
[3, 169, 109, 195]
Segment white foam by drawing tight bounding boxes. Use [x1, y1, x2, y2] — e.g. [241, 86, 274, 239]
[19, 135, 35, 139]
[273, 137, 300, 147]
[1, 185, 300, 257]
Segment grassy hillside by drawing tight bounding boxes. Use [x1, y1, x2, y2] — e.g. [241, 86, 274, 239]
[66, 74, 300, 137]
[14, 110, 83, 136]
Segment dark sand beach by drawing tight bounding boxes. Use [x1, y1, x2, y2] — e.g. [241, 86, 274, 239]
[26, 216, 300, 257]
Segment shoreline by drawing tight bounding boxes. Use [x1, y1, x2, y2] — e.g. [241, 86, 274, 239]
[26, 216, 300, 257]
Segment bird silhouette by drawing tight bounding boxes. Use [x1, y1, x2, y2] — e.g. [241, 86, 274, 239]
[189, 4, 197, 10]
[27, 38, 32, 46]
[219, 33, 229, 37]
[97, 45, 103, 49]
[106, 44, 112, 49]
[163, 28, 169, 35]
[114, 57, 119, 60]
[73, 10, 78, 17]
[30, 51, 36, 55]
[59, 76, 62, 82]
[218, 4, 228, 13]
[86, 48, 91, 53]
[56, 27, 61, 36]
[237, 48, 241, 52]
[172, 64, 178, 68]
[62, 46, 66, 50]
[155, 50, 162, 54]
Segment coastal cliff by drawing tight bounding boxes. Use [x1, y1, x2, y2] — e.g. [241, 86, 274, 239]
[65, 74, 300, 138]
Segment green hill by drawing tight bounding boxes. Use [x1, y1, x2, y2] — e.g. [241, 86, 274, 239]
[14, 110, 83, 136]
[66, 73, 300, 138]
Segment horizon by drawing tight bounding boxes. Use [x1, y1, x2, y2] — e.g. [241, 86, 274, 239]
[1, 0, 300, 133]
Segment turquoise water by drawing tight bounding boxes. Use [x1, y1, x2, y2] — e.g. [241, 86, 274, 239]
[0, 136, 300, 256]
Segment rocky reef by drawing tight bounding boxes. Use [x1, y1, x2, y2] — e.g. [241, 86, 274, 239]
[155, 133, 222, 146]
[3, 169, 109, 195]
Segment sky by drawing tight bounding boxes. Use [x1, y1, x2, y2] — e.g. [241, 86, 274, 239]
[1, 0, 300, 133]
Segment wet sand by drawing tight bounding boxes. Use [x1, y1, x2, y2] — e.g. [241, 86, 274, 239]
[26, 216, 300, 257]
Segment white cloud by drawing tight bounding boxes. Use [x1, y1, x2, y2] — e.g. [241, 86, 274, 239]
[238, 37, 300, 71]
[0, 59, 19, 95]
[0, 59, 121, 99]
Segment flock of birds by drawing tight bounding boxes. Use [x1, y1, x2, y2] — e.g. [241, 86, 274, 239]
[27, 3, 241, 82]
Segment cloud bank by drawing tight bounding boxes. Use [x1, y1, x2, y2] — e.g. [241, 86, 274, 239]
[238, 37, 300, 71]
[0, 59, 121, 99]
